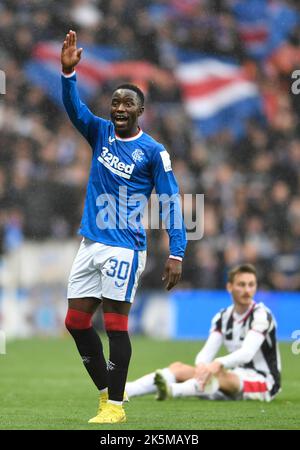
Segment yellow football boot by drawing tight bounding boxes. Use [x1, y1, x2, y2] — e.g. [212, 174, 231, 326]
[88, 403, 126, 424]
[95, 390, 108, 415]
[93, 390, 129, 416]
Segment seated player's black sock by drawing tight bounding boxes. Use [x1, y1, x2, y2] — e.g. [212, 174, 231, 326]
[106, 330, 132, 401]
[67, 327, 108, 391]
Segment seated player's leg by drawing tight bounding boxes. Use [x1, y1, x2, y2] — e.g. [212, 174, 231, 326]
[154, 362, 196, 400]
[126, 362, 194, 398]
[126, 366, 177, 398]
[216, 368, 241, 396]
[154, 370, 172, 400]
[230, 368, 274, 401]
[155, 375, 235, 401]
[126, 373, 157, 398]
[168, 362, 197, 381]
[126, 361, 195, 399]
[155, 363, 240, 401]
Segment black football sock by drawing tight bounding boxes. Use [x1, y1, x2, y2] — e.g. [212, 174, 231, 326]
[67, 327, 108, 391]
[106, 330, 132, 402]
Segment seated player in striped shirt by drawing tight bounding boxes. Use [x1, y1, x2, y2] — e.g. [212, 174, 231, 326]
[126, 264, 281, 402]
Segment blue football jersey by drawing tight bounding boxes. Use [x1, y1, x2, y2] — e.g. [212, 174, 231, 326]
[62, 73, 187, 257]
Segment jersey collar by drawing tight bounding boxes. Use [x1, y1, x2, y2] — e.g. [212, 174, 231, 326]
[234, 301, 256, 323]
[115, 128, 143, 142]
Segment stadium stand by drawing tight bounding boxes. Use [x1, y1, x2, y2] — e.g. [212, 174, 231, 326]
[1, 0, 300, 292]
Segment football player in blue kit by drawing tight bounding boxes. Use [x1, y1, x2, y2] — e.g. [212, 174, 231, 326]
[61, 30, 187, 423]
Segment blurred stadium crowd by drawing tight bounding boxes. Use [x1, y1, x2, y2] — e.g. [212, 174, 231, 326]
[1, 0, 300, 291]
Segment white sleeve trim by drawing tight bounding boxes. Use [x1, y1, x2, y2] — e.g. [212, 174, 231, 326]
[169, 255, 182, 261]
[160, 150, 172, 172]
[195, 331, 223, 365]
[216, 329, 265, 369]
[61, 70, 76, 78]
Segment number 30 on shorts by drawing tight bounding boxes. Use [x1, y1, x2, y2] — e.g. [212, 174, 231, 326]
[106, 258, 130, 280]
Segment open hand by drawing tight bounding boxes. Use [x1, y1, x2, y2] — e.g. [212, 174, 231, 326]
[61, 30, 83, 74]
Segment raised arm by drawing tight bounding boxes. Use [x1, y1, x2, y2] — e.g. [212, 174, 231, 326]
[61, 30, 102, 147]
[61, 29, 83, 75]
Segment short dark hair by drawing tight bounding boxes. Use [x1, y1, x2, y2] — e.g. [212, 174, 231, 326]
[113, 83, 145, 106]
[228, 264, 257, 283]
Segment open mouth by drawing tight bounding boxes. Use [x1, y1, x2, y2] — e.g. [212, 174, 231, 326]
[114, 116, 128, 126]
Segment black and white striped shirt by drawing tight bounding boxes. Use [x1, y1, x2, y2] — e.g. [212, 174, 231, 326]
[195, 301, 281, 397]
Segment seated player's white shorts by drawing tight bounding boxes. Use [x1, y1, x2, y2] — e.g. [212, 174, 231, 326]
[230, 367, 276, 402]
[67, 237, 146, 303]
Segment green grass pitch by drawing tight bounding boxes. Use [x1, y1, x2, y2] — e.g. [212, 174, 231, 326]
[0, 336, 299, 430]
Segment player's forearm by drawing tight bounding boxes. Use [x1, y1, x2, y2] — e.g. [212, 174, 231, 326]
[215, 330, 265, 369]
[215, 350, 252, 369]
[194, 331, 223, 365]
[61, 73, 92, 140]
[153, 151, 187, 257]
[161, 194, 187, 258]
[62, 72, 83, 119]
[167, 226, 186, 258]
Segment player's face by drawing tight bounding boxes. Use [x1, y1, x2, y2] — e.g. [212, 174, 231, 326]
[110, 89, 144, 137]
[227, 272, 257, 309]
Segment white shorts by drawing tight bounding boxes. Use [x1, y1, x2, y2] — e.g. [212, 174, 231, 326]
[67, 238, 146, 303]
[230, 367, 275, 402]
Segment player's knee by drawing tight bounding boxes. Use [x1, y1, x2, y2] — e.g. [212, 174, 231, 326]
[169, 361, 184, 371]
[103, 312, 128, 332]
[65, 308, 92, 330]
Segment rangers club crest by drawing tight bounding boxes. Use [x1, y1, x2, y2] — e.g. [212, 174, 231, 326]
[132, 149, 144, 162]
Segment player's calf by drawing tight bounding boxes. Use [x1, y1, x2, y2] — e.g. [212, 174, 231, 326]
[65, 307, 108, 390]
[168, 361, 196, 382]
[104, 312, 132, 404]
